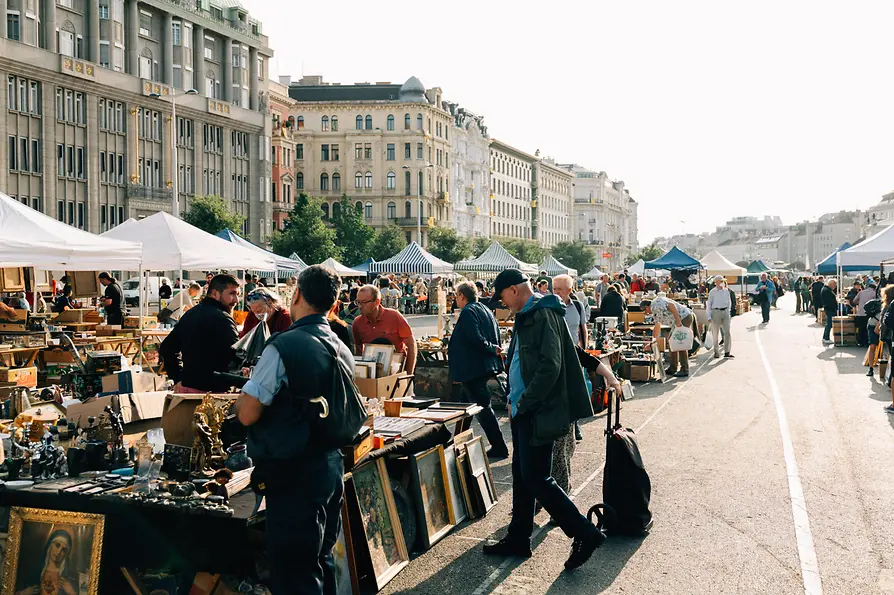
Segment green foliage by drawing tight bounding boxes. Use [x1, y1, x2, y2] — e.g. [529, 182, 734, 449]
[625, 243, 664, 266]
[370, 225, 407, 261]
[550, 241, 596, 275]
[471, 237, 492, 257]
[270, 192, 341, 264]
[501, 238, 547, 266]
[428, 226, 473, 264]
[331, 195, 375, 266]
[182, 195, 246, 236]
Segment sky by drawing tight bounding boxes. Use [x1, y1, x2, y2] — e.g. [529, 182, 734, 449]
[243, 0, 894, 245]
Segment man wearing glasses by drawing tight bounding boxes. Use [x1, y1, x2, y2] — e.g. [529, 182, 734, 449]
[352, 284, 417, 374]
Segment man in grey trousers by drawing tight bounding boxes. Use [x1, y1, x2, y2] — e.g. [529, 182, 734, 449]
[707, 276, 734, 359]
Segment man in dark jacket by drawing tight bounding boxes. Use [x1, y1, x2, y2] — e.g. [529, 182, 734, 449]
[449, 281, 508, 458]
[159, 274, 239, 393]
[98, 272, 126, 325]
[821, 278, 839, 345]
[236, 265, 352, 595]
[811, 276, 825, 320]
[482, 269, 605, 571]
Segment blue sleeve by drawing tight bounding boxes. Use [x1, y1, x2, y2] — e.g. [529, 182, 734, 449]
[241, 345, 287, 406]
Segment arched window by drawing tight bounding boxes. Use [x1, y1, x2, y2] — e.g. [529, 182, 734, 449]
[355, 115, 362, 130]
[321, 203, 329, 219]
[297, 115, 304, 129]
[331, 115, 338, 131]
[354, 172, 363, 189]
[364, 202, 373, 219]
[405, 171, 411, 196]
[386, 172, 396, 190]
[416, 114, 423, 130]
[321, 115, 329, 131]
[387, 201, 396, 218]
[59, 21, 77, 58]
[332, 202, 341, 219]
[364, 172, 373, 188]
[365, 115, 372, 130]
[332, 172, 341, 191]
[405, 200, 412, 218]
[354, 201, 362, 213]
[387, 115, 394, 131]
[320, 173, 329, 190]
[404, 113, 411, 130]
[296, 172, 304, 189]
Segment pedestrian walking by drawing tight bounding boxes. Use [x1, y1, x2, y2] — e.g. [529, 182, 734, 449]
[755, 273, 775, 324]
[641, 296, 698, 378]
[449, 281, 509, 459]
[801, 276, 813, 314]
[553, 274, 589, 456]
[854, 280, 877, 347]
[811, 276, 825, 320]
[482, 269, 606, 571]
[876, 286, 894, 413]
[821, 278, 839, 345]
[707, 276, 734, 359]
[236, 265, 355, 594]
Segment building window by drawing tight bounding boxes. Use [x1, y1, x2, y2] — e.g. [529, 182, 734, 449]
[332, 173, 341, 191]
[296, 116, 304, 129]
[139, 10, 152, 37]
[387, 115, 394, 131]
[404, 143, 411, 159]
[417, 143, 423, 160]
[331, 144, 339, 161]
[321, 144, 329, 161]
[140, 48, 153, 79]
[172, 21, 181, 45]
[58, 23, 75, 57]
[321, 115, 329, 131]
[364, 172, 373, 189]
[331, 115, 338, 131]
[99, 43, 111, 68]
[296, 172, 304, 189]
[387, 172, 396, 190]
[364, 202, 373, 219]
[417, 114, 423, 130]
[296, 143, 304, 159]
[387, 144, 395, 161]
[31, 139, 40, 172]
[364, 143, 372, 160]
[405, 200, 412, 218]
[354, 172, 362, 189]
[404, 113, 411, 130]
[387, 201, 396, 218]
[320, 173, 329, 190]
[321, 203, 329, 219]
[365, 115, 372, 130]
[7, 14, 19, 41]
[355, 115, 362, 130]
[405, 171, 411, 196]
[98, 0, 110, 19]
[332, 202, 341, 219]
[354, 143, 362, 160]
[8, 136, 16, 170]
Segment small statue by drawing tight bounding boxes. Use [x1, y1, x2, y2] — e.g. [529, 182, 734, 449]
[104, 405, 125, 450]
[192, 411, 214, 474]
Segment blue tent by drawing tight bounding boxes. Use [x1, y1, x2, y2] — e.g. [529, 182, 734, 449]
[644, 246, 702, 271]
[352, 257, 376, 273]
[215, 229, 306, 278]
[815, 242, 852, 275]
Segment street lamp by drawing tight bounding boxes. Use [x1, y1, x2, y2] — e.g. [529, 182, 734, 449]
[149, 88, 198, 219]
[402, 163, 435, 244]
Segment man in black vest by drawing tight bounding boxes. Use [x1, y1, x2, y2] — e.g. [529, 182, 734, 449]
[97, 272, 126, 325]
[236, 265, 350, 595]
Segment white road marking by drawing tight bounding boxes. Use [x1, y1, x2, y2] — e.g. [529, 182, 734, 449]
[472, 355, 712, 595]
[755, 329, 823, 595]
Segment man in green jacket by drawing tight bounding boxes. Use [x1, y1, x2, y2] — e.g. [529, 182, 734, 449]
[482, 269, 606, 571]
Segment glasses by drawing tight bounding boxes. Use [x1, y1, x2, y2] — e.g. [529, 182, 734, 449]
[357, 299, 376, 306]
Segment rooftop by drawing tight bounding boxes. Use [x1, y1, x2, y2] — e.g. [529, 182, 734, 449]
[288, 76, 432, 104]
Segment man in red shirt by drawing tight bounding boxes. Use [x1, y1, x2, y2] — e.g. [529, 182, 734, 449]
[629, 273, 645, 294]
[352, 284, 417, 373]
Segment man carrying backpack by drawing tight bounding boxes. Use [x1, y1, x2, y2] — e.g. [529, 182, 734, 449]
[237, 265, 360, 595]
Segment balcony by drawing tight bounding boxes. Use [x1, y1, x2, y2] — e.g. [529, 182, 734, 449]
[127, 184, 172, 201]
[437, 191, 449, 203]
[392, 217, 429, 228]
[158, 0, 261, 40]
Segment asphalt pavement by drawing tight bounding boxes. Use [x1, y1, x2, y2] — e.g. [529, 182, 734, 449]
[383, 297, 894, 594]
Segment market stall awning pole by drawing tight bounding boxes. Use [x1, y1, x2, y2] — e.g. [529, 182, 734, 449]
[138, 264, 144, 367]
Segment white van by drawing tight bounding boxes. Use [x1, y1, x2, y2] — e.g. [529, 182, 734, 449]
[122, 276, 170, 307]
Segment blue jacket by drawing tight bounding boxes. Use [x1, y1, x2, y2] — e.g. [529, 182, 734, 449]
[448, 301, 503, 383]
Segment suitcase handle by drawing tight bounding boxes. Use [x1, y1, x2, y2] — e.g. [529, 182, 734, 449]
[604, 388, 621, 436]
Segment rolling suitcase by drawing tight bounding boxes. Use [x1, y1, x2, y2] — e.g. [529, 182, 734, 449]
[589, 389, 654, 536]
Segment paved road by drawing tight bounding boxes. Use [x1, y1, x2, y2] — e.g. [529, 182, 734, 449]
[381, 296, 894, 594]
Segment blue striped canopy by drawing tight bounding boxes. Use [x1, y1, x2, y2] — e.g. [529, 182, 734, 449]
[370, 242, 453, 275]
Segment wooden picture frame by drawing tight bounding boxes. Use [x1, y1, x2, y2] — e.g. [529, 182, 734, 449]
[363, 344, 395, 377]
[349, 459, 408, 590]
[455, 450, 478, 520]
[463, 437, 497, 515]
[30, 270, 52, 294]
[65, 271, 100, 298]
[443, 444, 468, 524]
[2, 507, 105, 595]
[334, 498, 359, 595]
[409, 446, 455, 550]
[0, 269, 24, 292]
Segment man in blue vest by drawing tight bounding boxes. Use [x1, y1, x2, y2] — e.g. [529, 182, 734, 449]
[236, 265, 351, 595]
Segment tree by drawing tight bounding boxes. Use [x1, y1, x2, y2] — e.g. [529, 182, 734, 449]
[370, 225, 407, 261]
[550, 241, 596, 275]
[471, 237, 492, 258]
[625, 243, 664, 266]
[182, 195, 245, 236]
[428, 226, 473, 264]
[270, 192, 341, 264]
[331, 195, 375, 266]
[502, 239, 547, 266]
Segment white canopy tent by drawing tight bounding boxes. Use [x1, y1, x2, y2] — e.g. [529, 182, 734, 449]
[627, 259, 646, 276]
[582, 265, 606, 280]
[317, 257, 366, 277]
[700, 250, 746, 277]
[102, 212, 275, 271]
[216, 229, 306, 279]
[836, 224, 894, 271]
[0, 192, 142, 270]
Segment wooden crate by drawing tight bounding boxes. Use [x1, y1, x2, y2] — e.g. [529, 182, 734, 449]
[0, 366, 37, 388]
[628, 362, 652, 382]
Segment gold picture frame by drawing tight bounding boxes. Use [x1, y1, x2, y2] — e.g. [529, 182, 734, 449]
[409, 446, 456, 549]
[2, 507, 105, 595]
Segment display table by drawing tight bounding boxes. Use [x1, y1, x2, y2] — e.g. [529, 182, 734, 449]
[0, 346, 42, 368]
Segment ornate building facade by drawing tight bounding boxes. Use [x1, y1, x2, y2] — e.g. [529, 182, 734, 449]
[446, 103, 490, 239]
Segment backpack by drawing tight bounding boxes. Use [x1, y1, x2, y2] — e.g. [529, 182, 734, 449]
[865, 299, 882, 318]
[311, 335, 369, 449]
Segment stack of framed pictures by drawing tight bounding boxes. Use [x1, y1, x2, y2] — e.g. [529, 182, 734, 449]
[453, 432, 498, 520]
[408, 446, 456, 549]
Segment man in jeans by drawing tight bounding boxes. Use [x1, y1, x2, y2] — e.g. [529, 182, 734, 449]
[822, 278, 839, 345]
[448, 281, 509, 459]
[482, 269, 605, 571]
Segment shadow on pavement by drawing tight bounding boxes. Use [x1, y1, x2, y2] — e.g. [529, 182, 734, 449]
[543, 535, 645, 594]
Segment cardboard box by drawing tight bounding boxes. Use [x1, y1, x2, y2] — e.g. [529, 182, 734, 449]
[627, 311, 645, 324]
[0, 309, 28, 322]
[355, 373, 412, 400]
[65, 391, 169, 428]
[100, 370, 163, 394]
[628, 362, 652, 382]
[95, 325, 123, 336]
[53, 308, 93, 323]
[0, 366, 37, 388]
[162, 393, 237, 446]
[124, 316, 157, 329]
[42, 349, 78, 365]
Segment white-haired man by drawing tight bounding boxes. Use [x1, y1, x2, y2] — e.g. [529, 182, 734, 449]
[706, 276, 734, 359]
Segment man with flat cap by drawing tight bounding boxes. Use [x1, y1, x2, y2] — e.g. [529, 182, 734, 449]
[482, 268, 605, 571]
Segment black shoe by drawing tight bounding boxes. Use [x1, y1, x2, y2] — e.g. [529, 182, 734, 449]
[867, 368, 874, 377]
[724, 353, 734, 358]
[665, 368, 677, 376]
[574, 425, 583, 441]
[673, 371, 689, 378]
[486, 447, 509, 460]
[564, 525, 606, 571]
[483, 537, 532, 558]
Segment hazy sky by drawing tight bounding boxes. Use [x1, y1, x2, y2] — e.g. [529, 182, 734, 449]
[244, 0, 894, 245]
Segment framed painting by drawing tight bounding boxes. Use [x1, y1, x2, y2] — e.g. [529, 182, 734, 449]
[2, 507, 105, 595]
[443, 444, 467, 524]
[455, 450, 478, 520]
[65, 271, 100, 299]
[350, 459, 408, 590]
[362, 344, 395, 377]
[409, 446, 455, 550]
[463, 437, 497, 515]
[334, 499, 359, 595]
[0, 269, 24, 293]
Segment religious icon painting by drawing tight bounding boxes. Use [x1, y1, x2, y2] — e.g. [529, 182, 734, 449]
[409, 446, 455, 550]
[1, 507, 105, 595]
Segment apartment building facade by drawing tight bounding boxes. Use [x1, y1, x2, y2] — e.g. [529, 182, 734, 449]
[268, 77, 296, 231]
[534, 157, 572, 247]
[489, 139, 534, 241]
[0, 0, 273, 241]
[446, 103, 490, 239]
